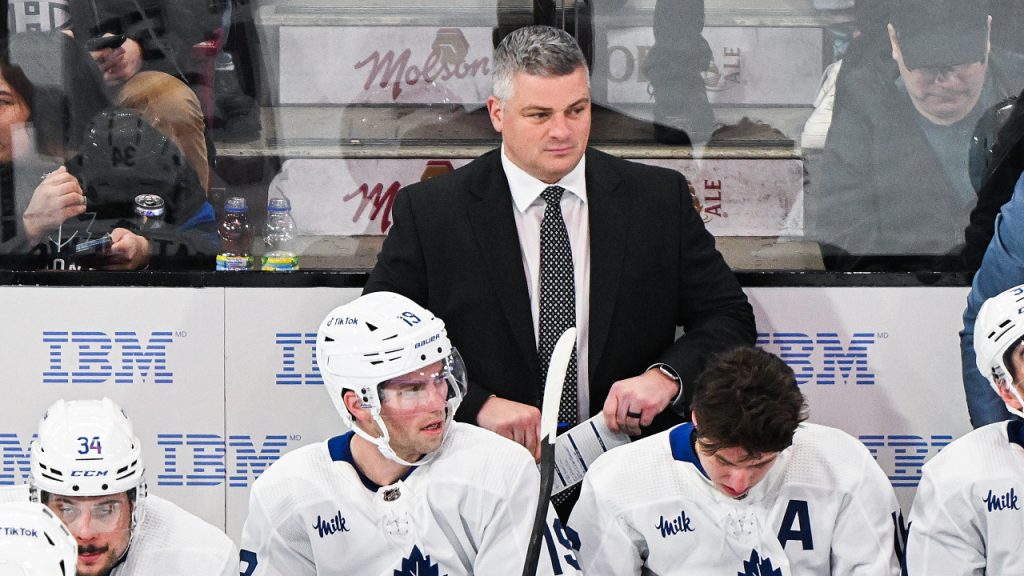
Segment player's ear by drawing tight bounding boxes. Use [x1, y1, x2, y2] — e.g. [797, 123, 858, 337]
[487, 95, 504, 133]
[690, 410, 699, 428]
[342, 390, 370, 422]
[996, 378, 1023, 411]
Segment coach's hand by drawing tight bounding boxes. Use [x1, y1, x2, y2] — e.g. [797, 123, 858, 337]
[477, 396, 541, 461]
[604, 369, 680, 436]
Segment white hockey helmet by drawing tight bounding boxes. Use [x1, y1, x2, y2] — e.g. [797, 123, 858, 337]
[315, 292, 467, 466]
[0, 501, 77, 576]
[976, 285, 1024, 418]
[29, 398, 147, 534]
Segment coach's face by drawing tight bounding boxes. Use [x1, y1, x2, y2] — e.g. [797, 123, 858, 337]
[487, 66, 591, 184]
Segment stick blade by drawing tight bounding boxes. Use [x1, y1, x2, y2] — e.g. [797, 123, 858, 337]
[540, 327, 576, 443]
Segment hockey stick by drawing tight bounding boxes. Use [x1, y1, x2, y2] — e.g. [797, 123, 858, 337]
[522, 327, 576, 576]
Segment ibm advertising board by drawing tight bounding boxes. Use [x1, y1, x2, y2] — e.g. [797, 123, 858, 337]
[272, 156, 804, 237]
[0, 285, 977, 542]
[0, 287, 226, 528]
[750, 287, 973, 513]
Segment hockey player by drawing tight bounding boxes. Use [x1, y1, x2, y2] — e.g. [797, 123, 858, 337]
[28, 398, 237, 576]
[906, 283, 1024, 573]
[570, 346, 902, 575]
[239, 291, 581, 575]
[0, 501, 78, 575]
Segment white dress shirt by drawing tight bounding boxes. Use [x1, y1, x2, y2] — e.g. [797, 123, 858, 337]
[502, 147, 591, 422]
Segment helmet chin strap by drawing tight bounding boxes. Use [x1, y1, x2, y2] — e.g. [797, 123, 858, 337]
[349, 410, 441, 469]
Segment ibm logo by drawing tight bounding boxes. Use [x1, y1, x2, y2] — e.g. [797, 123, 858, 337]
[157, 434, 298, 488]
[860, 435, 953, 488]
[1, 433, 298, 488]
[757, 332, 879, 385]
[42, 331, 181, 385]
[276, 332, 322, 386]
[0, 433, 34, 484]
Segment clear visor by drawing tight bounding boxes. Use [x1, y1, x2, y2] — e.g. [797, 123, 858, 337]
[48, 497, 126, 534]
[377, 348, 467, 415]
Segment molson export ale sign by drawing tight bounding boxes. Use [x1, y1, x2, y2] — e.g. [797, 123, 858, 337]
[280, 26, 495, 105]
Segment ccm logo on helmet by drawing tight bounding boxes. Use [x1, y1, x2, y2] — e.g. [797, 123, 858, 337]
[415, 334, 441, 349]
[70, 470, 108, 477]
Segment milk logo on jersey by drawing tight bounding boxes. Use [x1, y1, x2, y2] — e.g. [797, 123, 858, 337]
[156, 433, 299, 488]
[42, 330, 182, 384]
[395, 546, 448, 576]
[756, 331, 879, 385]
[657, 509, 695, 537]
[739, 550, 782, 576]
[983, 488, 1021, 512]
[275, 332, 322, 386]
[313, 510, 350, 538]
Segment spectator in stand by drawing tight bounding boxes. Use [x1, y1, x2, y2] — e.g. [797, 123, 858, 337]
[813, 0, 1024, 271]
[962, 90, 1023, 269]
[641, 0, 713, 146]
[6, 0, 222, 190]
[0, 32, 215, 270]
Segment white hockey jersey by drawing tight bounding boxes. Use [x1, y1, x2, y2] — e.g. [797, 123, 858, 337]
[114, 494, 238, 576]
[569, 422, 902, 576]
[906, 420, 1024, 574]
[240, 422, 581, 576]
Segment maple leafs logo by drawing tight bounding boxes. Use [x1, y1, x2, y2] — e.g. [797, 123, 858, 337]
[738, 549, 783, 576]
[394, 545, 448, 576]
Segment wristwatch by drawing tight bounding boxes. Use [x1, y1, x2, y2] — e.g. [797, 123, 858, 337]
[649, 363, 684, 405]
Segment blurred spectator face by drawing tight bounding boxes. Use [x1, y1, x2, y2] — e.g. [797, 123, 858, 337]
[0, 70, 30, 163]
[887, 5, 991, 126]
[487, 66, 591, 184]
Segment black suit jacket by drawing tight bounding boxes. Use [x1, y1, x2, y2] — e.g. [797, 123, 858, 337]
[365, 147, 755, 435]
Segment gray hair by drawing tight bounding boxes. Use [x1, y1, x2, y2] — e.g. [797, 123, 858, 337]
[492, 25, 589, 103]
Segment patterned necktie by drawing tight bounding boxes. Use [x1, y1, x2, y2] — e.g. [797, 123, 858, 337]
[537, 185, 578, 428]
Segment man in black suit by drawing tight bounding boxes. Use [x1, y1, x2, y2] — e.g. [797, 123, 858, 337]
[365, 25, 754, 460]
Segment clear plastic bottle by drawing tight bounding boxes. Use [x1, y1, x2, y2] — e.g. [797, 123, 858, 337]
[261, 197, 299, 271]
[216, 196, 254, 271]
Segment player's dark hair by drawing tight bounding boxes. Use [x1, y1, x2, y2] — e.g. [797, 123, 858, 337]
[691, 347, 808, 458]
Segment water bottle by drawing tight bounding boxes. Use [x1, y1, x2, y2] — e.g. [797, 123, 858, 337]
[216, 196, 254, 271]
[261, 197, 299, 271]
[133, 194, 165, 231]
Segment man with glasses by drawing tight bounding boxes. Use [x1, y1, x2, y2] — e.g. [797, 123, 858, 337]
[814, 0, 1024, 270]
[239, 292, 580, 575]
[28, 397, 236, 576]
